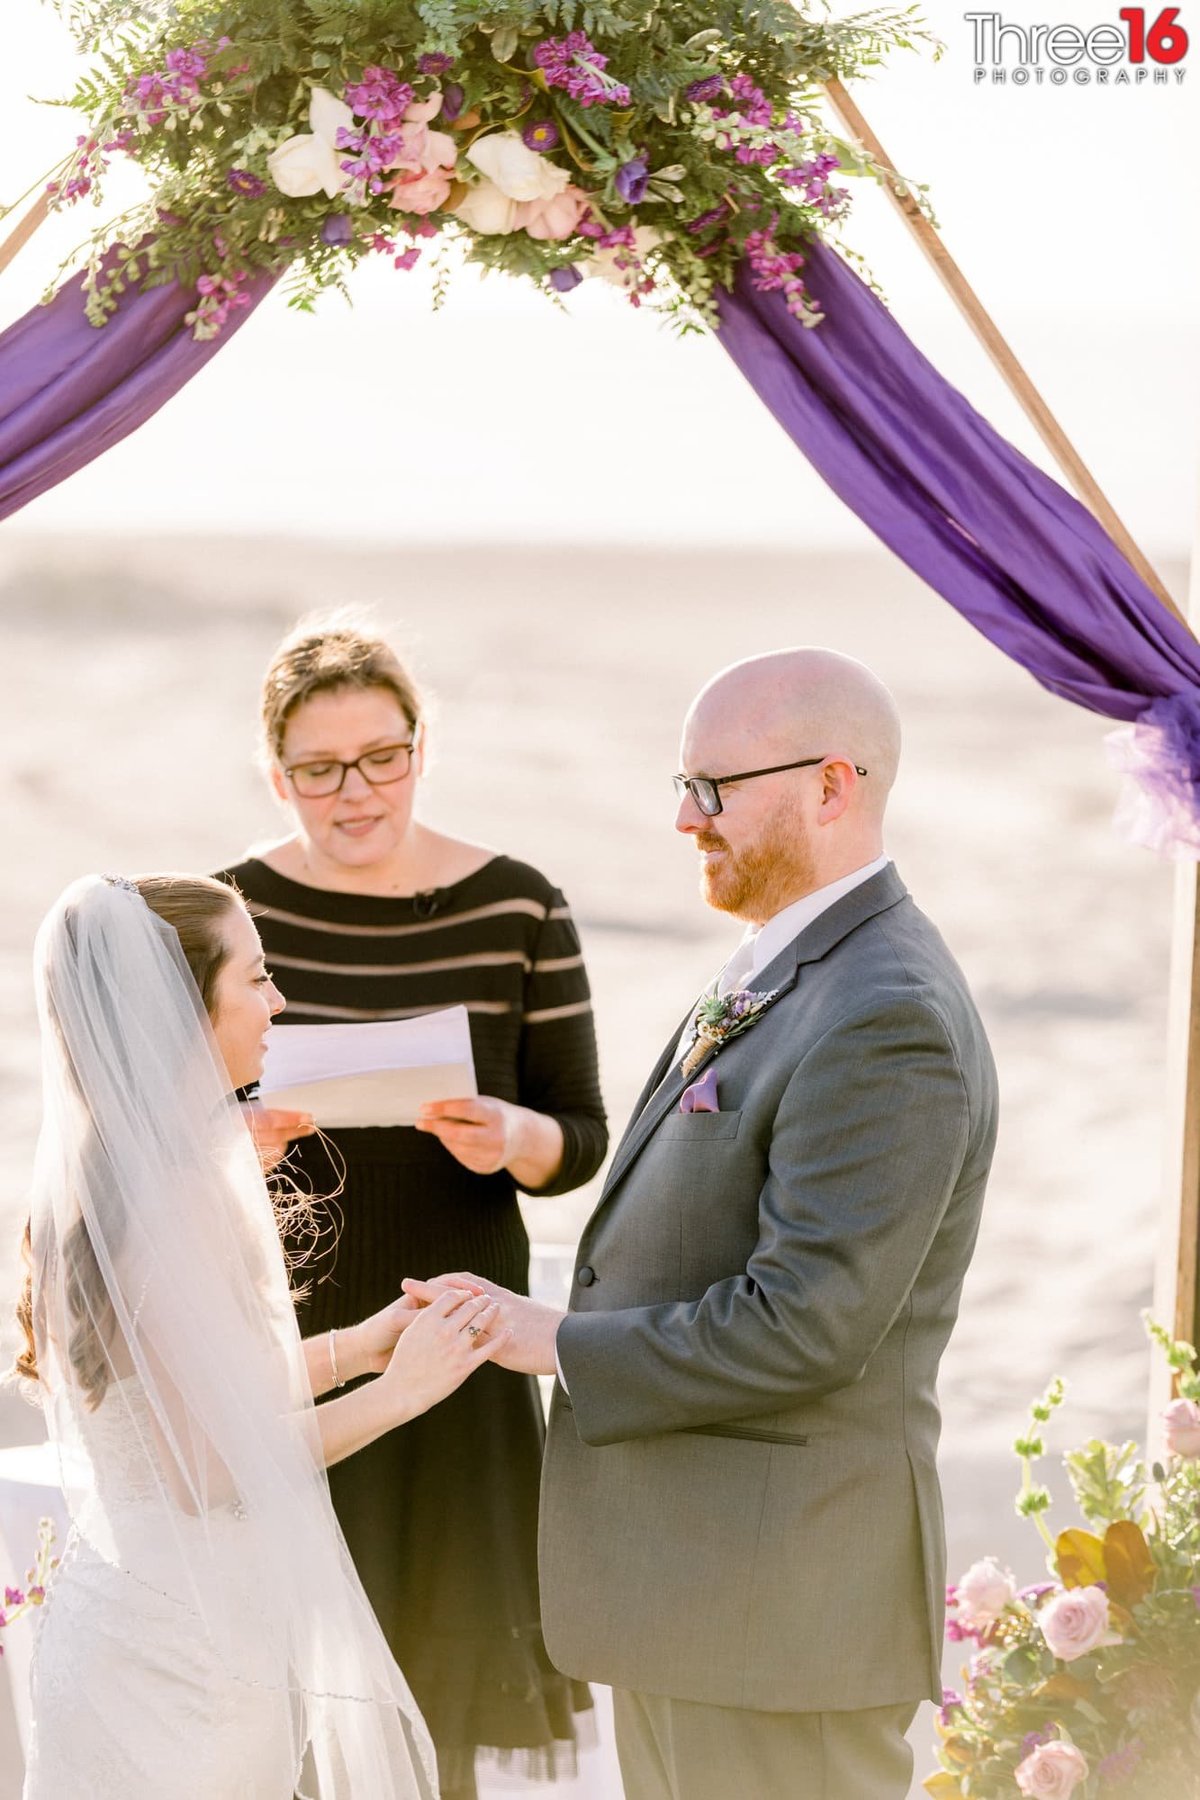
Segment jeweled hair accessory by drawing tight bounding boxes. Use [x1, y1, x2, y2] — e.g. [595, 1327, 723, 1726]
[101, 873, 140, 894]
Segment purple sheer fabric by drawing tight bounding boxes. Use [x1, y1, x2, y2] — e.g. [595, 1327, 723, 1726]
[716, 245, 1200, 855]
[0, 260, 273, 525]
[0, 240, 1193, 849]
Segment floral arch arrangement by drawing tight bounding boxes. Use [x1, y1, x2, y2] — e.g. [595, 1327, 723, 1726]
[48, 0, 929, 337]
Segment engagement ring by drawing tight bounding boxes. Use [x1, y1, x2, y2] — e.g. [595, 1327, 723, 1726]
[467, 1325, 482, 1340]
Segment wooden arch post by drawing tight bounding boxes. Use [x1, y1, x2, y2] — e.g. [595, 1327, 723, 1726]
[822, 76, 1200, 1359]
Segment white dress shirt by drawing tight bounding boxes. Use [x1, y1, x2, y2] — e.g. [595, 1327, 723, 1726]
[727, 853, 891, 987]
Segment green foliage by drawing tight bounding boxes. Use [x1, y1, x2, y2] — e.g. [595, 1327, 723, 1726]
[1065, 1438, 1146, 1529]
[931, 1326, 1200, 1799]
[45, 0, 928, 337]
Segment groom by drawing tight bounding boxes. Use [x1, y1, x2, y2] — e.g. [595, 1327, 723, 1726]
[411, 648, 998, 1799]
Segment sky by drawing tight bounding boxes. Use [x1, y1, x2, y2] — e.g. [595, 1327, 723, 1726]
[0, 0, 1196, 551]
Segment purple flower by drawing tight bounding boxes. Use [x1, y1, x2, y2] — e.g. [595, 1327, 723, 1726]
[522, 120, 561, 152]
[1019, 1582, 1057, 1606]
[4, 1588, 23, 1608]
[686, 74, 727, 104]
[1019, 1728, 1056, 1760]
[440, 82, 466, 122]
[226, 167, 266, 198]
[686, 204, 730, 237]
[723, 72, 772, 127]
[344, 66, 413, 123]
[418, 52, 455, 75]
[320, 214, 354, 246]
[1098, 1742, 1144, 1784]
[164, 46, 207, 81]
[614, 156, 649, 203]
[549, 265, 582, 292]
[393, 247, 421, 271]
[532, 32, 631, 108]
[367, 132, 402, 169]
[735, 142, 777, 167]
[937, 1689, 964, 1729]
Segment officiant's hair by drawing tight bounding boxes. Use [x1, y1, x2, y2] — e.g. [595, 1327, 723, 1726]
[260, 612, 424, 762]
[14, 875, 268, 1402]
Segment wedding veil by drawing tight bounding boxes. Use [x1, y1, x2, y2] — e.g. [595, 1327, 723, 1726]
[27, 874, 437, 1798]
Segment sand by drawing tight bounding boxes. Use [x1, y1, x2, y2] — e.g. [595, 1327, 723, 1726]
[0, 534, 1186, 1794]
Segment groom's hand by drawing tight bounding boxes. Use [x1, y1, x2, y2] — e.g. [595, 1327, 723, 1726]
[403, 1274, 564, 1377]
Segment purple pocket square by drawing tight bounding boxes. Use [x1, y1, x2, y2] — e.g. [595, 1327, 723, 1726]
[680, 1067, 720, 1113]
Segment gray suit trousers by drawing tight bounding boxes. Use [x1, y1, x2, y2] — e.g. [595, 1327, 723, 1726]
[612, 1689, 917, 1800]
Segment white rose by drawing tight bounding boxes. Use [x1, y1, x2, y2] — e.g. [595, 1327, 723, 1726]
[266, 134, 342, 198]
[466, 131, 569, 203]
[955, 1557, 1017, 1629]
[583, 226, 662, 289]
[308, 85, 354, 147]
[452, 178, 522, 235]
[267, 87, 356, 200]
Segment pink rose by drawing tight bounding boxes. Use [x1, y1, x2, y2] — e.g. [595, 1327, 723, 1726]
[517, 183, 591, 241]
[404, 91, 443, 124]
[955, 1558, 1016, 1629]
[1040, 1585, 1114, 1661]
[420, 128, 458, 172]
[1163, 1396, 1200, 1457]
[389, 165, 453, 214]
[1015, 1741, 1089, 1798]
[391, 121, 429, 168]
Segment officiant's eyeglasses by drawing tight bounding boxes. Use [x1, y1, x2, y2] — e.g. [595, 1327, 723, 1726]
[674, 756, 868, 818]
[283, 733, 421, 798]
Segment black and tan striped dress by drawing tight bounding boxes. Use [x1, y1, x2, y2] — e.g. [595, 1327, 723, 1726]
[218, 853, 607, 1783]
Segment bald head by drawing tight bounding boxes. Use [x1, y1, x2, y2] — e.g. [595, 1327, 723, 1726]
[676, 650, 900, 921]
[685, 649, 901, 819]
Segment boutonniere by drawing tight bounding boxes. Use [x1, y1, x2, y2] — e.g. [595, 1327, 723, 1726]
[681, 987, 779, 1077]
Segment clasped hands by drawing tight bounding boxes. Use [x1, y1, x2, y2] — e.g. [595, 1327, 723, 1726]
[350, 1275, 563, 1379]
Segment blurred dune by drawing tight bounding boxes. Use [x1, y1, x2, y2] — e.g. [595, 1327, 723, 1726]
[0, 534, 1186, 1792]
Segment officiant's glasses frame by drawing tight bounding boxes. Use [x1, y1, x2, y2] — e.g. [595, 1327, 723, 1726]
[674, 756, 869, 818]
[282, 727, 422, 799]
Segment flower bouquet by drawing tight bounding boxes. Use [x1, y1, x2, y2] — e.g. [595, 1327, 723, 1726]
[36, 0, 934, 337]
[926, 1321, 1200, 1799]
[0, 1519, 57, 1658]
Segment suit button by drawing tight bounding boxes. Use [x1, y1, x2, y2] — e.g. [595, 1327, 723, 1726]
[577, 1265, 596, 1288]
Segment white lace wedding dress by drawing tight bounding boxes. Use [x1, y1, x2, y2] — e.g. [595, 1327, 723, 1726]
[24, 1379, 301, 1799]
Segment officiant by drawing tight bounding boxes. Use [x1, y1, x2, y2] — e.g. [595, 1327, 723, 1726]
[217, 614, 607, 1800]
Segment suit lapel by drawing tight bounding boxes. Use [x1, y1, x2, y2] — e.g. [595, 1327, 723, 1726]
[600, 965, 801, 1197]
[595, 864, 911, 1209]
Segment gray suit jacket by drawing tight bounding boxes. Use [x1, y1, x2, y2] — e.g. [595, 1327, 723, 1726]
[538, 866, 997, 1713]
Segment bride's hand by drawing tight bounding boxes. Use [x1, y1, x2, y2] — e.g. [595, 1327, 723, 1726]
[352, 1295, 422, 1376]
[377, 1289, 510, 1421]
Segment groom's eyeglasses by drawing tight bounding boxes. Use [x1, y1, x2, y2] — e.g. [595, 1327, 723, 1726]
[673, 756, 868, 819]
[283, 732, 421, 799]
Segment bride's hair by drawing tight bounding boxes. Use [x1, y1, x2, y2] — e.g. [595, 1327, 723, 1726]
[14, 874, 298, 1401]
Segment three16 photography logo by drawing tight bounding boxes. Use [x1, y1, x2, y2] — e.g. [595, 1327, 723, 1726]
[966, 7, 1189, 82]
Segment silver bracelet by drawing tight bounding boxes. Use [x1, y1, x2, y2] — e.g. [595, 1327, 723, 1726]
[328, 1327, 345, 1390]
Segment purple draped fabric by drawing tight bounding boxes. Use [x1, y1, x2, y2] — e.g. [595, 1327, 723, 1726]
[0, 240, 1193, 848]
[716, 245, 1200, 854]
[0, 262, 274, 524]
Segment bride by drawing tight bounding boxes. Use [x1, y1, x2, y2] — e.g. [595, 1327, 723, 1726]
[13, 871, 510, 1798]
